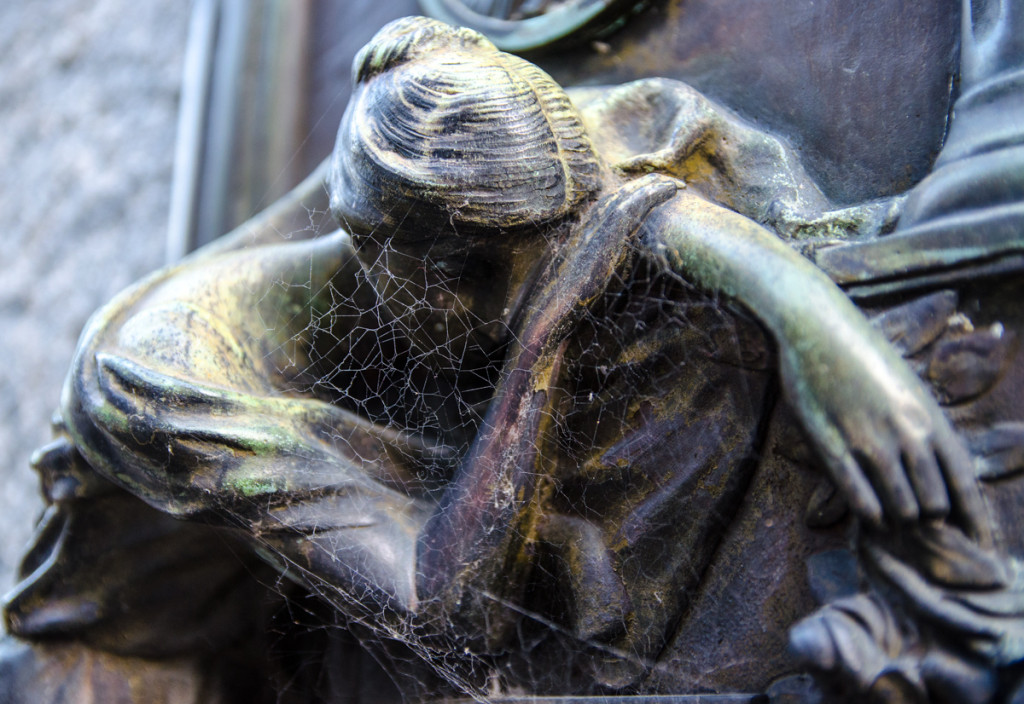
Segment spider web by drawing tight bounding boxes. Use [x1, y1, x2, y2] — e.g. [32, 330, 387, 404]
[199, 184, 783, 702]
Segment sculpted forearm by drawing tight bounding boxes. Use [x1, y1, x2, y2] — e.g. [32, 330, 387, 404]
[646, 192, 986, 538]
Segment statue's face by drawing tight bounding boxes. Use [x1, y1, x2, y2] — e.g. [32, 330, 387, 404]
[330, 17, 597, 372]
[354, 231, 550, 373]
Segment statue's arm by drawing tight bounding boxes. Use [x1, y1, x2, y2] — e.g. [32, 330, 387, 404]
[412, 176, 678, 632]
[644, 187, 988, 540]
[62, 233, 446, 615]
[576, 78, 902, 242]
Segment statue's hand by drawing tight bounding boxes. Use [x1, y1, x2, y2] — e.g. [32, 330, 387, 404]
[604, 79, 903, 242]
[768, 195, 904, 241]
[781, 340, 988, 540]
[519, 174, 678, 354]
[91, 353, 448, 512]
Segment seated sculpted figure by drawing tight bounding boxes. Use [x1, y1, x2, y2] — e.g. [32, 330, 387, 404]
[9, 15, 1011, 701]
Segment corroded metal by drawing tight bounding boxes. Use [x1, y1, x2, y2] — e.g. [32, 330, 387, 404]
[3, 3, 1024, 704]
[416, 0, 642, 52]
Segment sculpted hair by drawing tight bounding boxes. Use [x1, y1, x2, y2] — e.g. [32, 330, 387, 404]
[330, 16, 601, 240]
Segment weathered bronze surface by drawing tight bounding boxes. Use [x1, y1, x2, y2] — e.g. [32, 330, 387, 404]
[2, 3, 1023, 703]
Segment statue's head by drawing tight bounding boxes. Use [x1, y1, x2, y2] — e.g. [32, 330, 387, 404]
[329, 16, 601, 242]
[328, 17, 602, 369]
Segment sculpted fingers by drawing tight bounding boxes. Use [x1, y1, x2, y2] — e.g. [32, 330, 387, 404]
[94, 354, 175, 451]
[529, 174, 680, 350]
[583, 174, 675, 238]
[577, 174, 677, 281]
[832, 449, 885, 530]
[602, 174, 679, 233]
[95, 353, 278, 463]
[934, 430, 992, 546]
[900, 435, 951, 519]
[888, 407, 952, 520]
[836, 399, 988, 537]
[97, 352, 235, 412]
[856, 439, 920, 525]
[896, 395, 991, 542]
[805, 411, 884, 528]
[808, 404, 949, 529]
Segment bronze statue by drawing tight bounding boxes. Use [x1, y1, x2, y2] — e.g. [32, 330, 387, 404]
[3, 4, 1024, 703]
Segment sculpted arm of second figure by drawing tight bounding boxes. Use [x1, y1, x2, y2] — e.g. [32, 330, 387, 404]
[640, 190, 988, 542]
[569, 53, 986, 545]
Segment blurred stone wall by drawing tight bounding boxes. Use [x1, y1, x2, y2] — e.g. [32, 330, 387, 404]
[0, 1, 190, 590]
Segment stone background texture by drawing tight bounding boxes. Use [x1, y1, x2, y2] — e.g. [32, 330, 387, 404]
[0, 1, 190, 590]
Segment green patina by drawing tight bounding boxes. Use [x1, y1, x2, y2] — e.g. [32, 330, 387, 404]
[231, 476, 280, 497]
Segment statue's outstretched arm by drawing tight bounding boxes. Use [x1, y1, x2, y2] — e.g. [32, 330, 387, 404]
[643, 181, 988, 541]
[62, 233, 450, 615]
